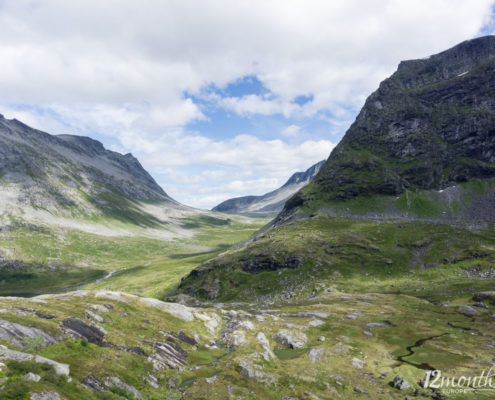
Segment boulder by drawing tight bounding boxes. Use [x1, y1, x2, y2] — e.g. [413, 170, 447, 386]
[392, 375, 410, 390]
[23, 372, 41, 382]
[457, 305, 478, 316]
[351, 357, 364, 369]
[238, 359, 276, 383]
[308, 319, 325, 327]
[272, 329, 307, 349]
[308, 348, 325, 363]
[472, 292, 495, 303]
[256, 332, 275, 360]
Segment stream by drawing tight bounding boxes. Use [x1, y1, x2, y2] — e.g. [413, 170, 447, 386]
[95, 270, 117, 283]
[397, 333, 448, 370]
[397, 318, 489, 371]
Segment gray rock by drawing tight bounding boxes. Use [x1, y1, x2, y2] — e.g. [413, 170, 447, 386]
[205, 375, 218, 384]
[104, 376, 143, 400]
[146, 341, 187, 370]
[23, 372, 41, 382]
[0, 345, 70, 376]
[457, 305, 478, 316]
[168, 377, 178, 389]
[308, 319, 325, 327]
[238, 359, 276, 383]
[82, 374, 104, 391]
[354, 386, 368, 394]
[279, 312, 329, 319]
[473, 291, 495, 302]
[30, 392, 64, 400]
[256, 332, 275, 361]
[351, 357, 364, 369]
[318, 336, 325, 342]
[392, 375, 410, 390]
[272, 329, 307, 349]
[145, 374, 159, 389]
[0, 319, 60, 348]
[85, 309, 105, 323]
[90, 304, 111, 313]
[62, 318, 106, 345]
[308, 348, 325, 363]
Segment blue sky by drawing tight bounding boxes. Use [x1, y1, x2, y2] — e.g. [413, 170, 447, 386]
[0, 0, 494, 208]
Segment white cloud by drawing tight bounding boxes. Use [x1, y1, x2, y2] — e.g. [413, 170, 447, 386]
[0, 1, 493, 207]
[281, 125, 301, 137]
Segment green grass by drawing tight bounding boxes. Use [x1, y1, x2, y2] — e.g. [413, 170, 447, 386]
[0, 214, 269, 297]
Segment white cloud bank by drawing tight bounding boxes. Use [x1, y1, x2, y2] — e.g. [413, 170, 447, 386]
[0, 0, 493, 207]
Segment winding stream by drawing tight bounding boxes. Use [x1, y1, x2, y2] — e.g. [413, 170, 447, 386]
[397, 333, 448, 370]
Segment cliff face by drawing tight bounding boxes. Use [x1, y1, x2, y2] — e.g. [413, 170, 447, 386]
[287, 36, 495, 212]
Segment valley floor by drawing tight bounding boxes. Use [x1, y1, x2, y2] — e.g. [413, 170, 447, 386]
[0, 216, 494, 399]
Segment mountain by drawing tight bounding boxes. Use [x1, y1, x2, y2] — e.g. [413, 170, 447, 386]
[2, 37, 495, 400]
[177, 35, 495, 302]
[282, 35, 495, 225]
[0, 114, 194, 232]
[212, 160, 325, 216]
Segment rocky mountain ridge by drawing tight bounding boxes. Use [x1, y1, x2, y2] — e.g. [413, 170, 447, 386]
[212, 160, 324, 216]
[283, 35, 495, 223]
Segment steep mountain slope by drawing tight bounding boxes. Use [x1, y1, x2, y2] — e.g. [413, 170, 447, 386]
[212, 160, 324, 216]
[282, 35, 495, 224]
[0, 114, 176, 229]
[178, 35, 495, 302]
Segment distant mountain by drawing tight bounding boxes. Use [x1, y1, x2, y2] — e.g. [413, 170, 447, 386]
[212, 160, 325, 216]
[0, 114, 202, 233]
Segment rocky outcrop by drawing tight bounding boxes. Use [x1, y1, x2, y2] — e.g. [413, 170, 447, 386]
[212, 160, 325, 217]
[242, 254, 303, 273]
[472, 291, 495, 303]
[103, 376, 143, 400]
[82, 374, 105, 391]
[144, 341, 188, 370]
[62, 318, 106, 345]
[272, 329, 307, 349]
[0, 319, 60, 348]
[30, 392, 64, 400]
[0, 345, 70, 376]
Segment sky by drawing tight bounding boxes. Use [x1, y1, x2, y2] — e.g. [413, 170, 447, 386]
[0, 1, 494, 209]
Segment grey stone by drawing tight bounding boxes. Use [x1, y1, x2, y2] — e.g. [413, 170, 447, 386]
[457, 305, 478, 316]
[351, 357, 364, 369]
[0, 319, 60, 348]
[23, 372, 41, 382]
[0, 345, 69, 376]
[104, 376, 143, 400]
[392, 375, 410, 390]
[30, 392, 64, 400]
[82, 374, 104, 391]
[272, 329, 307, 349]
